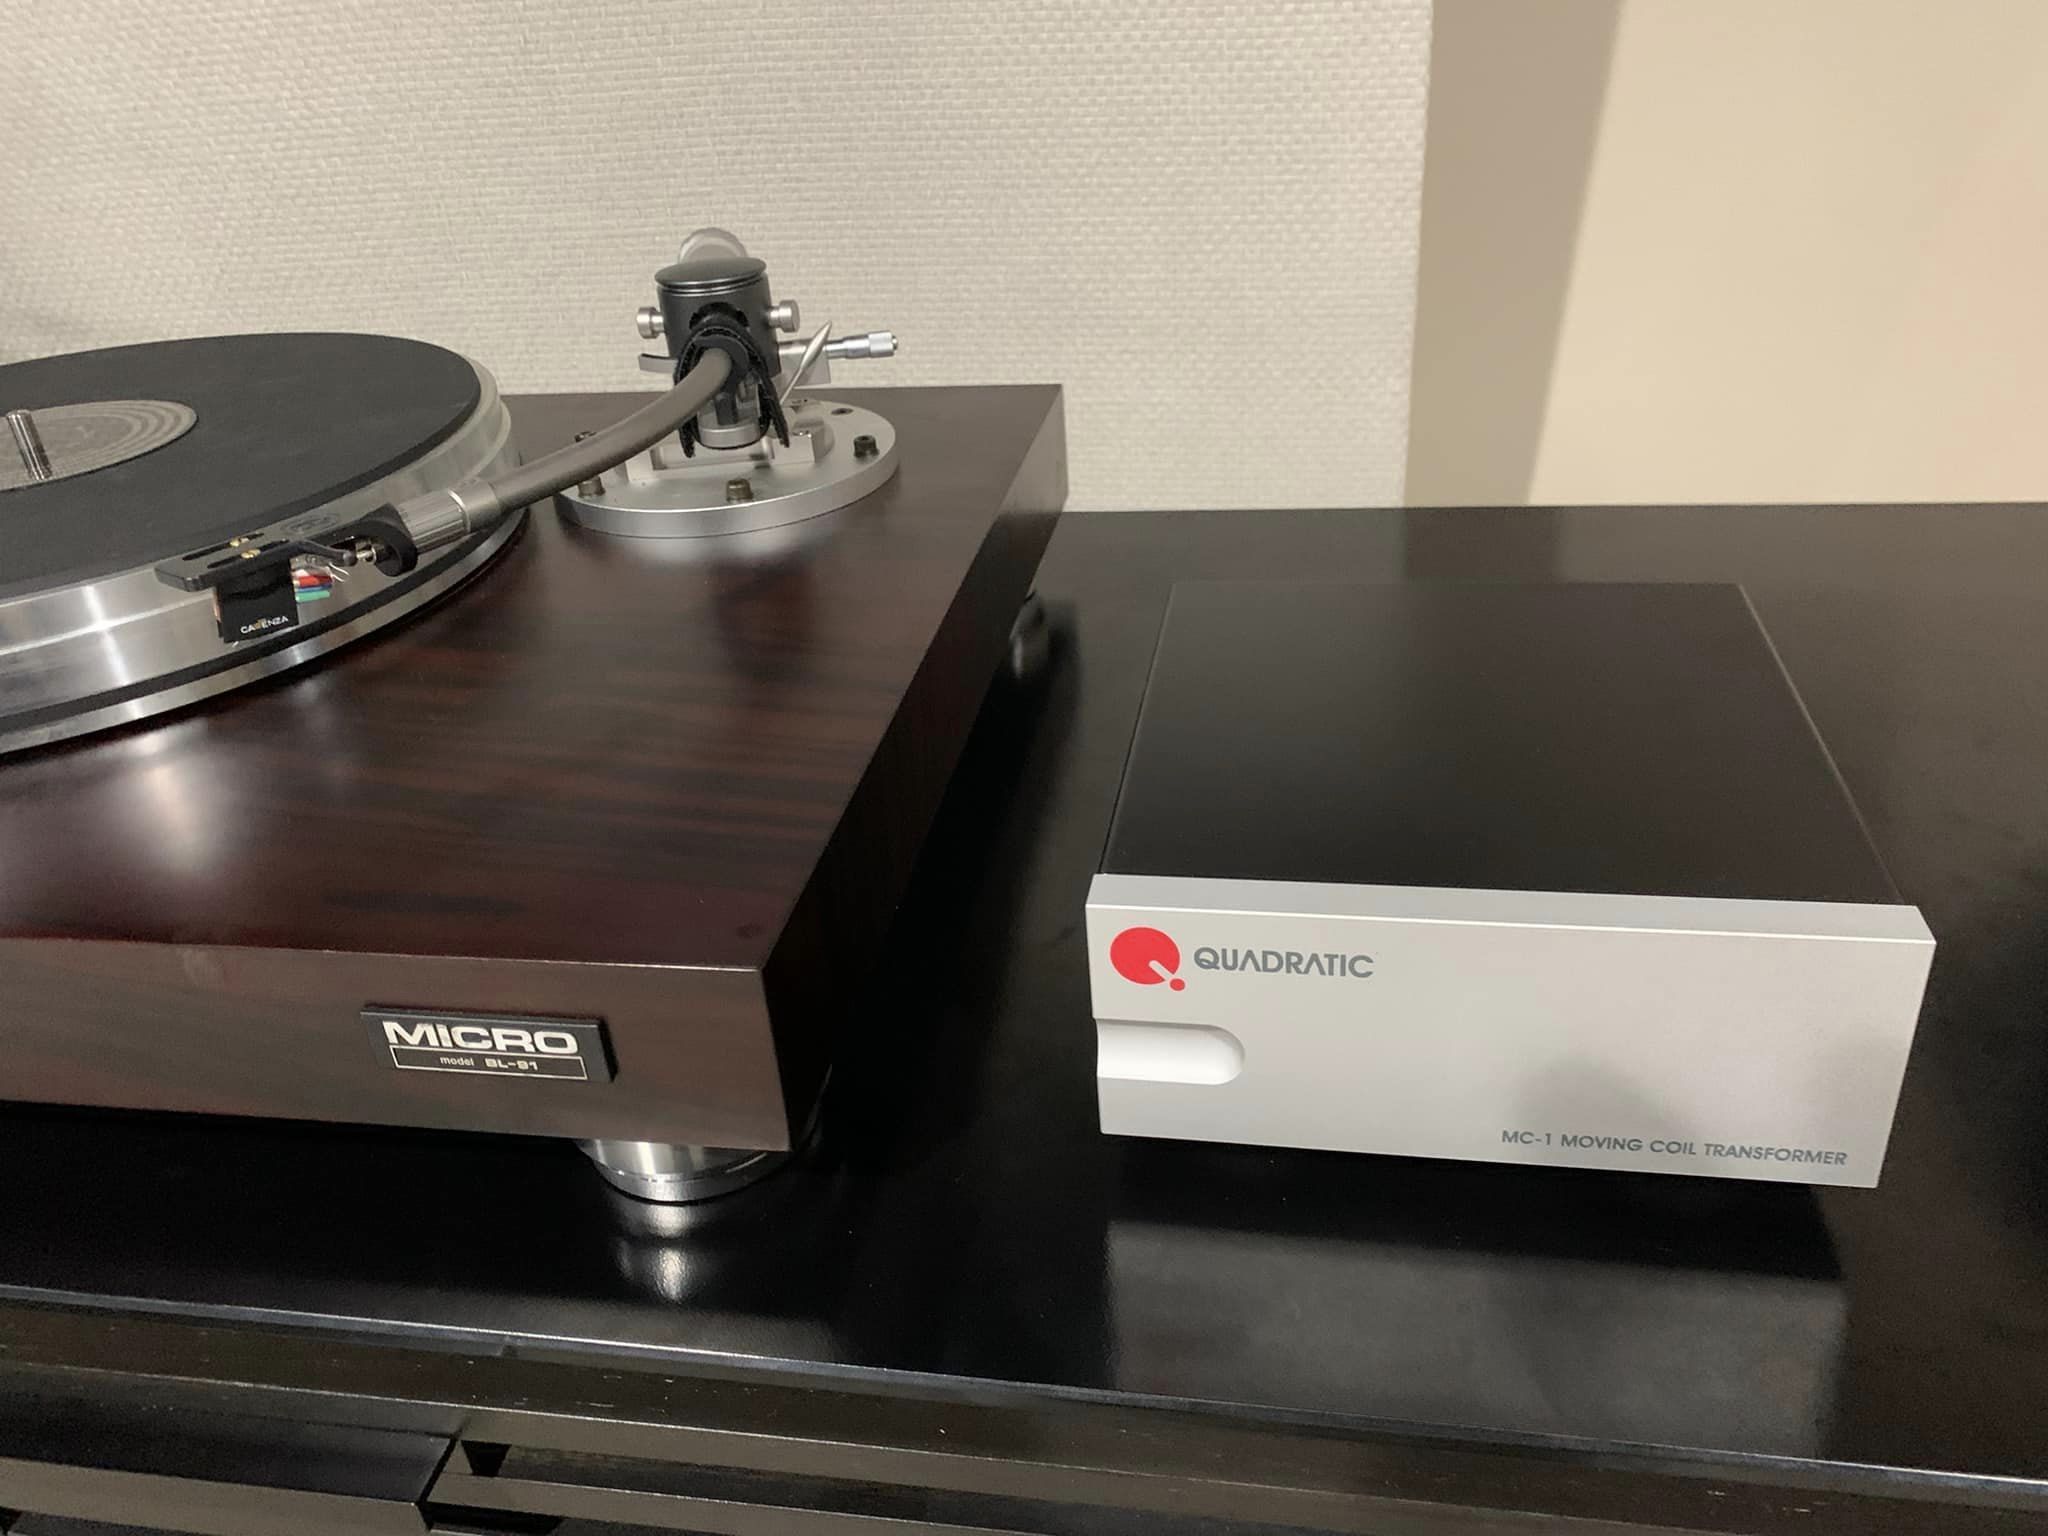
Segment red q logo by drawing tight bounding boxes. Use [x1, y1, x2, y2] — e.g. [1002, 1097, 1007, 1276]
[1110, 926, 1186, 991]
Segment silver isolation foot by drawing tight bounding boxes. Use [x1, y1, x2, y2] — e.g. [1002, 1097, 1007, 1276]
[579, 1138, 791, 1203]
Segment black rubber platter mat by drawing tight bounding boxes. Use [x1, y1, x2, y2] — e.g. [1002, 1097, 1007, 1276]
[0, 333, 481, 600]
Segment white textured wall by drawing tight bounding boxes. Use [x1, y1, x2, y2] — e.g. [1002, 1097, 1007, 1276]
[1409, 0, 2048, 507]
[0, 0, 1432, 511]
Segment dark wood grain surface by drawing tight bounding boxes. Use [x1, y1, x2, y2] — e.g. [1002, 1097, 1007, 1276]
[0, 385, 1064, 1145]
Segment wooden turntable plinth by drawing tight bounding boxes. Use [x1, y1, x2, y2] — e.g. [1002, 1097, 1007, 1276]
[0, 385, 1065, 1151]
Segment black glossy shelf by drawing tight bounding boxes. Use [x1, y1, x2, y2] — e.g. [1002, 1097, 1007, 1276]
[3, 403, 2047, 1533]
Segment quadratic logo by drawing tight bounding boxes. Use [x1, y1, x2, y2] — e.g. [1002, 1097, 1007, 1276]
[1108, 928, 1376, 986]
[1110, 926, 1186, 990]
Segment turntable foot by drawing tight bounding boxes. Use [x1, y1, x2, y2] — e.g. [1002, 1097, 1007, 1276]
[1007, 591, 1051, 682]
[579, 1139, 791, 1203]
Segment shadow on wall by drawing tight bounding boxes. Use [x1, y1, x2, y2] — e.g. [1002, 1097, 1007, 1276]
[1404, 0, 1620, 511]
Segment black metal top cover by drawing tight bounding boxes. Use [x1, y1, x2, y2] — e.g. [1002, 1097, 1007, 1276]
[1104, 581, 1903, 905]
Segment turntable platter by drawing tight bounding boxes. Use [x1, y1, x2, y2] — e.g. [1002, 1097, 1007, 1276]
[0, 333, 517, 751]
[3, 334, 484, 595]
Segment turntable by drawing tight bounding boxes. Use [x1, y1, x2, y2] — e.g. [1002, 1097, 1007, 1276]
[0, 231, 1066, 1199]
